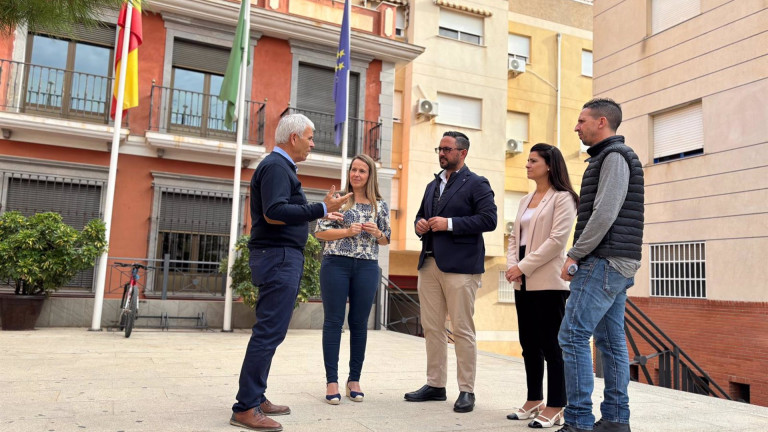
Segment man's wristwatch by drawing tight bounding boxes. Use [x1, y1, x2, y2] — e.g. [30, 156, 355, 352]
[567, 263, 579, 276]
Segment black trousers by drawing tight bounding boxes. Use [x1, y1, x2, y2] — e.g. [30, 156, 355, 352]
[515, 245, 569, 407]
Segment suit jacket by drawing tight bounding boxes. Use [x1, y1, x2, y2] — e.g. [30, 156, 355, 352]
[415, 166, 497, 274]
[506, 188, 577, 291]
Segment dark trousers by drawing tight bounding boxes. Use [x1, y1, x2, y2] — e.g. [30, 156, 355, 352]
[233, 246, 304, 412]
[320, 255, 379, 384]
[515, 245, 569, 407]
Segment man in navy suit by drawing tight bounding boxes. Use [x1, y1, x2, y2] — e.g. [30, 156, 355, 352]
[404, 131, 497, 413]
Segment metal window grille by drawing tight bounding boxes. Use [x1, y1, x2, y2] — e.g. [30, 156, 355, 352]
[498, 270, 515, 303]
[3, 175, 103, 290]
[650, 242, 706, 298]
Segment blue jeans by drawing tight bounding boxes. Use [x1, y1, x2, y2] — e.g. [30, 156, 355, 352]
[233, 247, 304, 412]
[558, 256, 634, 430]
[320, 255, 379, 384]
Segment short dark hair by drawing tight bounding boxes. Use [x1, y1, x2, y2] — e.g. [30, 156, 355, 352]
[443, 131, 470, 150]
[583, 98, 622, 131]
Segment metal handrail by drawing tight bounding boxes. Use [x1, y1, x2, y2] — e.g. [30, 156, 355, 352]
[281, 106, 382, 160]
[623, 299, 732, 400]
[148, 83, 266, 145]
[0, 58, 118, 124]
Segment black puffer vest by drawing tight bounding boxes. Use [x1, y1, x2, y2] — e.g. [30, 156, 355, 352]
[574, 135, 644, 260]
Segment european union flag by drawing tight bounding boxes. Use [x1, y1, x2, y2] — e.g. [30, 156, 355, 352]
[333, 0, 351, 147]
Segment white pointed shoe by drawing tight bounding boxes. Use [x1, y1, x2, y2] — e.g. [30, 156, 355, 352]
[507, 401, 545, 420]
[528, 409, 565, 428]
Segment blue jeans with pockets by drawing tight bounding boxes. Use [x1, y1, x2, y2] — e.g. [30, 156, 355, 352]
[558, 255, 634, 430]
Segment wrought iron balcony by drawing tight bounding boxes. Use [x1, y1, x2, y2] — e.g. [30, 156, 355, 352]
[281, 107, 381, 161]
[149, 84, 265, 146]
[0, 59, 120, 124]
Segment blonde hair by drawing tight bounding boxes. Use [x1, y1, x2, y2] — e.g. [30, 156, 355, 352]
[341, 154, 382, 215]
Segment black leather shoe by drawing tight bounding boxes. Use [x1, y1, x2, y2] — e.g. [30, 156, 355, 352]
[404, 384, 447, 402]
[453, 391, 475, 413]
[593, 419, 631, 432]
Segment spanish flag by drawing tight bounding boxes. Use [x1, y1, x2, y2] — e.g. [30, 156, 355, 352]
[111, 1, 143, 119]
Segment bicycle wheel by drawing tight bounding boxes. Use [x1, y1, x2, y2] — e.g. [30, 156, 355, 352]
[124, 288, 138, 338]
[118, 284, 129, 330]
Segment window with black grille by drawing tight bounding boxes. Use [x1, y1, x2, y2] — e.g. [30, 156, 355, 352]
[4, 175, 103, 290]
[156, 190, 232, 275]
[650, 242, 706, 298]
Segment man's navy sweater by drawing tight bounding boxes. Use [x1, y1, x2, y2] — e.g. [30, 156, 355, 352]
[248, 151, 325, 250]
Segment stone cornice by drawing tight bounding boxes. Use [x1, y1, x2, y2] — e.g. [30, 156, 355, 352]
[147, 0, 424, 63]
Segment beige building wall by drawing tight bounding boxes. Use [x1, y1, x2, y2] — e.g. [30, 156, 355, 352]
[593, 0, 768, 302]
[390, 0, 510, 277]
[483, 1, 594, 357]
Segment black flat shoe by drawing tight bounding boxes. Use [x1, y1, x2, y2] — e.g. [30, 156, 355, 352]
[453, 391, 475, 413]
[404, 384, 447, 402]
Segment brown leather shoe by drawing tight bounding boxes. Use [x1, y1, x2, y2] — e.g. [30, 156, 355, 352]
[229, 408, 283, 431]
[260, 398, 291, 416]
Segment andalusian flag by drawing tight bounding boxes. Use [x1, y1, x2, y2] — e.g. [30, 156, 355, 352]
[111, 1, 143, 119]
[219, 0, 251, 130]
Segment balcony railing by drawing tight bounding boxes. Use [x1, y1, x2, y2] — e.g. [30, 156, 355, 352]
[149, 84, 266, 145]
[0, 59, 119, 124]
[281, 107, 381, 161]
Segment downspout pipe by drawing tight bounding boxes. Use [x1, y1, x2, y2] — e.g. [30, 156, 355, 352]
[556, 32, 562, 149]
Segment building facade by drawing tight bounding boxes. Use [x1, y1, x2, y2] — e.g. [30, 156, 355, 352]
[0, 0, 422, 328]
[592, 0, 768, 406]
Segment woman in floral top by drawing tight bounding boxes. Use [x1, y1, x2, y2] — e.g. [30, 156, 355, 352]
[315, 154, 391, 405]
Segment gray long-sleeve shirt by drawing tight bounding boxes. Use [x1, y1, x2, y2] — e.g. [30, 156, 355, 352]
[567, 152, 641, 278]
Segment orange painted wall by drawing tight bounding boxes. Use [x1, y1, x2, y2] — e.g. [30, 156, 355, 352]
[127, 12, 166, 136]
[365, 60, 382, 123]
[0, 30, 14, 59]
[252, 37, 292, 151]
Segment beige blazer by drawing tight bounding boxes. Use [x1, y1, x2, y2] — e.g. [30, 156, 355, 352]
[506, 188, 577, 291]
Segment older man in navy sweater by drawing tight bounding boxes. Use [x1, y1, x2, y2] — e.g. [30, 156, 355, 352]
[231, 114, 351, 432]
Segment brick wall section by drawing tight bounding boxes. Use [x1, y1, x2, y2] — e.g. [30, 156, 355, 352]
[626, 297, 768, 407]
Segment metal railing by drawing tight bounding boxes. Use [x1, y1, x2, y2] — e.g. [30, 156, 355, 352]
[0, 58, 119, 124]
[621, 299, 732, 400]
[148, 84, 266, 145]
[106, 255, 227, 300]
[380, 273, 422, 337]
[281, 107, 381, 160]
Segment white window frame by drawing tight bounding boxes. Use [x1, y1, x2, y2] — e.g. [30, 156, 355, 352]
[652, 102, 703, 163]
[393, 90, 403, 122]
[508, 34, 531, 63]
[436, 92, 482, 129]
[651, 0, 700, 34]
[498, 270, 515, 303]
[395, 7, 405, 37]
[506, 111, 529, 143]
[650, 242, 706, 298]
[438, 9, 484, 45]
[581, 50, 593, 77]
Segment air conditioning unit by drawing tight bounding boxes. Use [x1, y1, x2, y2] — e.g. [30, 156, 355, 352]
[508, 57, 526, 75]
[506, 138, 523, 154]
[417, 98, 439, 117]
[505, 220, 515, 235]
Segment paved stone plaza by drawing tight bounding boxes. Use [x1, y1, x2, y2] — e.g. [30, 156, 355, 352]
[1, 328, 766, 431]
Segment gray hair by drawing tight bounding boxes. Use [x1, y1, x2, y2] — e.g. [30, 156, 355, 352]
[275, 114, 315, 145]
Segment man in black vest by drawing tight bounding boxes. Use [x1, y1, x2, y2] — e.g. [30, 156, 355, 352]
[404, 131, 497, 413]
[231, 114, 351, 432]
[557, 99, 644, 432]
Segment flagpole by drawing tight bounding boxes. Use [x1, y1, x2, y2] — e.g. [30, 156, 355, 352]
[91, 2, 134, 331]
[339, 0, 351, 190]
[223, 0, 250, 332]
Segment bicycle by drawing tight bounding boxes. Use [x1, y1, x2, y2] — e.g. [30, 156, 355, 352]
[116, 262, 147, 338]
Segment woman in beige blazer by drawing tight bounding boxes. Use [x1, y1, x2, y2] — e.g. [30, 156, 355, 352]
[505, 143, 578, 428]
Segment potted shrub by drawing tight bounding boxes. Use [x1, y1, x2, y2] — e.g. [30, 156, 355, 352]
[220, 234, 322, 309]
[0, 211, 107, 330]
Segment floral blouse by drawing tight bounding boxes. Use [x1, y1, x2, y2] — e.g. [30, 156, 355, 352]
[315, 200, 391, 260]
